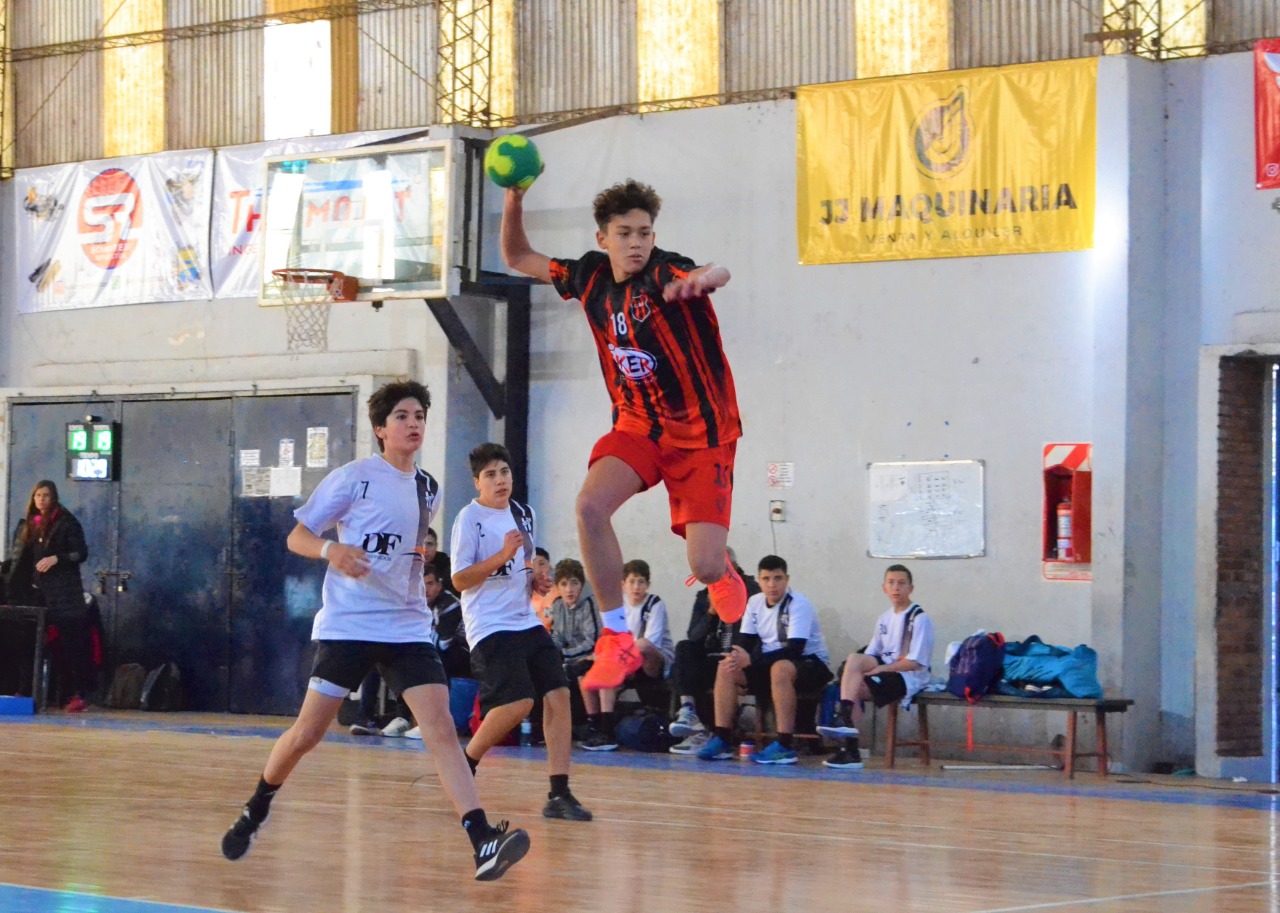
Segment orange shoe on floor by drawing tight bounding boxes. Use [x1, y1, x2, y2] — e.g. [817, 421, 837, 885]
[687, 553, 748, 624]
[581, 631, 643, 691]
[63, 695, 88, 713]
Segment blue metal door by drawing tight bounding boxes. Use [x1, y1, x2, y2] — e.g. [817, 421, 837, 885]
[115, 398, 233, 711]
[7, 390, 358, 713]
[227, 393, 355, 714]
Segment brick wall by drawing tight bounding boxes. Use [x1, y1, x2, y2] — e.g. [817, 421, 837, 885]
[1215, 356, 1266, 757]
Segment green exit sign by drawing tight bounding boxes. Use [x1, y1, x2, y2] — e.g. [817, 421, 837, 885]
[66, 421, 118, 481]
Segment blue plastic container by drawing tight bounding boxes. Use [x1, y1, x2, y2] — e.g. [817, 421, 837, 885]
[818, 681, 839, 726]
[448, 678, 480, 731]
[0, 696, 35, 716]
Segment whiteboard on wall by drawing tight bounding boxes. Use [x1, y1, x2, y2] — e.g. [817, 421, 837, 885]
[867, 460, 985, 559]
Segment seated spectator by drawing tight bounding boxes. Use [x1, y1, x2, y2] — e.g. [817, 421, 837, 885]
[668, 547, 760, 754]
[816, 563, 934, 770]
[530, 547, 555, 630]
[697, 555, 832, 765]
[548, 558, 600, 681]
[423, 527, 455, 595]
[577, 559, 674, 751]
[428, 565, 470, 680]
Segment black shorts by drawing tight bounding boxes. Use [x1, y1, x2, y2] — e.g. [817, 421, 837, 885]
[563, 656, 595, 680]
[622, 666, 665, 690]
[865, 670, 908, 707]
[310, 640, 447, 698]
[671, 639, 721, 696]
[744, 652, 832, 699]
[470, 626, 569, 715]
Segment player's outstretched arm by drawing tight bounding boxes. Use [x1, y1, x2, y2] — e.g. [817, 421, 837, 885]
[663, 263, 730, 302]
[501, 188, 553, 283]
[287, 522, 371, 579]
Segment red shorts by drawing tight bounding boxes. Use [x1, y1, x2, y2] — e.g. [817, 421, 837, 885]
[589, 430, 736, 537]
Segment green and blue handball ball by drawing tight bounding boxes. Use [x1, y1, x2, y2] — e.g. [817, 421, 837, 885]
[484, 134, 543, 190]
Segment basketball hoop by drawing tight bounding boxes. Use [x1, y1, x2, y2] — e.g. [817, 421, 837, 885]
[273, 268, 341, 352]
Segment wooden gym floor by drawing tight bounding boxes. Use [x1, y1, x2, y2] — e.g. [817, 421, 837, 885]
[1, 711, 1277, 913]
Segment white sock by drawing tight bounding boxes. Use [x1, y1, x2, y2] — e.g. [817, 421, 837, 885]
[601, 607, 627, 632]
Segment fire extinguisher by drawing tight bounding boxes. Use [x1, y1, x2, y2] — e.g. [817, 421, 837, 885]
[1056, 498, 1073, 560]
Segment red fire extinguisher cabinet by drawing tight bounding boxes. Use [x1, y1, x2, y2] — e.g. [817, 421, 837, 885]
[1042, 443, 1092, 577]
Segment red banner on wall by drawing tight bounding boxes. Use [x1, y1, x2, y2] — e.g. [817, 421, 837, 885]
[1256, 39, 1280, 189]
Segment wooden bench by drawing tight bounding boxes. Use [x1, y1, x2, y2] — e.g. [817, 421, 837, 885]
[884, 692, 1134, 778]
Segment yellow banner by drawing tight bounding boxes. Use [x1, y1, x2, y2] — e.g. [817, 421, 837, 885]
[797, 58, 1096, 264]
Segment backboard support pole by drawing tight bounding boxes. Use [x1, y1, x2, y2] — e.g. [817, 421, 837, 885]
[424, 297, 505, 418]
[424, 274, 532, 504]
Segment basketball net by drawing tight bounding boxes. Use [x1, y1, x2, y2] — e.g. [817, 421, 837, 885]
[273, 269, 338, 352]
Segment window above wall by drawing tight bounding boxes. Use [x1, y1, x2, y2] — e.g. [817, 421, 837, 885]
[263, 19, 332, 141]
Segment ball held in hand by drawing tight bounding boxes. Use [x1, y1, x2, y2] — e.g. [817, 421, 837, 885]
[484, 134, 543, 190]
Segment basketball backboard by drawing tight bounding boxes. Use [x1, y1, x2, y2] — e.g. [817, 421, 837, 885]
[258, 139, 454, 303]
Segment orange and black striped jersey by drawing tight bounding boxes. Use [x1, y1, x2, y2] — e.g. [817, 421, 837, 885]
[549, 248, 742, 450]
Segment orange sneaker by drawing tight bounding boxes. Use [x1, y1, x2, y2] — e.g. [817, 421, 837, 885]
[581, 631, 643, 691]
[688, 554, 748, 624]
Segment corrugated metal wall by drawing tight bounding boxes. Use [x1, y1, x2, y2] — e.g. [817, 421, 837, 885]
[723, 0, 854, 91]
[12, 0, 103, 166]
[1210, 0, 1280, 48]
[167, 0, 264, 150]
[951, 0, 1105, 70]
[356, 5, 436, 131]
[9, 0, 1280, 169]
[516, 0, 637, 116]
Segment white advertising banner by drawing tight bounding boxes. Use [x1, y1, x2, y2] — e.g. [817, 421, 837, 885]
[14, 151, 214, 312]
[211, 129, 413, 299]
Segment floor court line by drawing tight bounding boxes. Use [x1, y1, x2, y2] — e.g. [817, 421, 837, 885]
[967, 879, 1279, 913]
[589, 813, 1274, 877]
[0, 883, 239, 913]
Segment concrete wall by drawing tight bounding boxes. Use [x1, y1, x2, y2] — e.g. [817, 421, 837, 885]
[1161, 56, 1206, 769]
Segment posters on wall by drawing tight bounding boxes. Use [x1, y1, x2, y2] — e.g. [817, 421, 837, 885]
[1255, 38, 1280, 190]
[11, 130, 416, 312]
[13, 151, 214, 312]
[796, 58, 1097, 264]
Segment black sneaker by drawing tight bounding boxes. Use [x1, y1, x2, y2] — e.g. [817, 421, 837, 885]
[473, 821, 530, 881]
[823, 748, 865, 770]
[542, 792, 593, 821]
[815, 715, 859, 740]
[577, 730, 618, 751]
[221, 807, 266, 860]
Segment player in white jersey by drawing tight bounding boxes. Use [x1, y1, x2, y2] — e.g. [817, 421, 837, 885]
[816, 563, 935, 770]
[697, 555, 833, 765]
[220, 381, 529, 882]
[451, 443, 592, 822]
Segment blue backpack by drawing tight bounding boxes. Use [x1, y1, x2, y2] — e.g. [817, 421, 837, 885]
[946, 632, 1006, 703]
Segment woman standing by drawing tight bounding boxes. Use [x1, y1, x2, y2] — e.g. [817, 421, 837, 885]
[4, 480, 93, 711]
